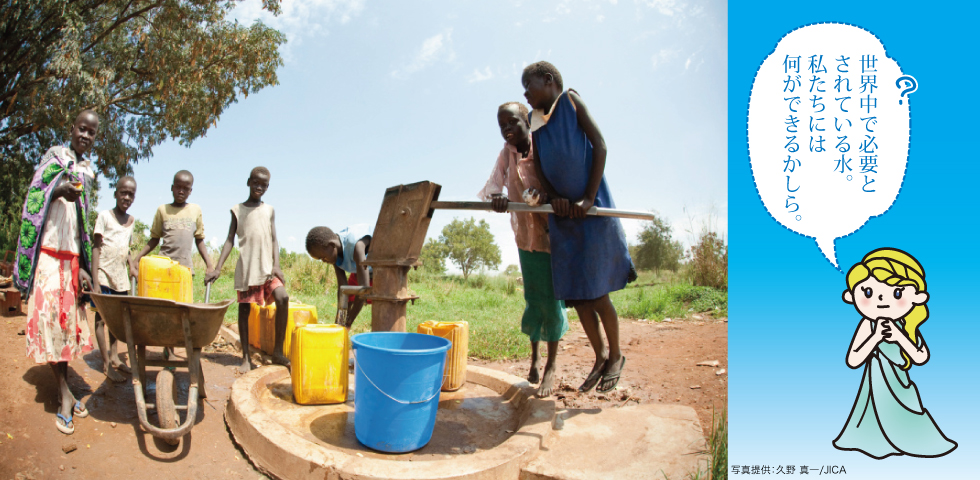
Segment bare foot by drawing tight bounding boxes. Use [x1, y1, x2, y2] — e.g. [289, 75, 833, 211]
[528, 361, 540, 384]
[537, 363, 557, 397]
[237, 359, 253, 375]
[104, 366, 126, 383]
[271, 353, 290, 369]
[110, 356, 131, 374]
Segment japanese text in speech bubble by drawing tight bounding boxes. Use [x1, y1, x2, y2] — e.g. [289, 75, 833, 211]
[748, 23, 916, 269]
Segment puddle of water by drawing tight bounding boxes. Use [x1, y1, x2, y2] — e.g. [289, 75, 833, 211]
[298, 382, 519, 459]
[310, 411, 359, 449]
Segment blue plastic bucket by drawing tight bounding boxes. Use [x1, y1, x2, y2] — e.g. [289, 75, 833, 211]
[351, 332, 452, 452]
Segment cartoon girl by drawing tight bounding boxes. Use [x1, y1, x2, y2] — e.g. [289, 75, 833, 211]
[833, 248, 956, 458]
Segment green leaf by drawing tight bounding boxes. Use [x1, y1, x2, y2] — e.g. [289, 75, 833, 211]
[25, 187, 45, 215]
[439, 218, 502, 279]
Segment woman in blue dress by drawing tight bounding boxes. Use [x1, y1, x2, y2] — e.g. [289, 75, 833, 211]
[522, 61, 635, 393]
[833, 248, 956, 458]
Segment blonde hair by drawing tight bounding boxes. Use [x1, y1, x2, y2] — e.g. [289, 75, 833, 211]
[845, 248, 927, 370]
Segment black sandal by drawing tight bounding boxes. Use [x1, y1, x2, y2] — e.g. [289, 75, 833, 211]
[578, 359, 607, 392]
[596, 356, 626, 393]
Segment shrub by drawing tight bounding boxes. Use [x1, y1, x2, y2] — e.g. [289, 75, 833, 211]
[633, 213, 684, 272]
[688, 231, 727, 290]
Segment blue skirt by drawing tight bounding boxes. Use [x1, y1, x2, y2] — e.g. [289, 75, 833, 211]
[533, 91, 632, 300]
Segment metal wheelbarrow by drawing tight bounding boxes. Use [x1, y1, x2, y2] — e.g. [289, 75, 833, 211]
[89, 284, 233, 444]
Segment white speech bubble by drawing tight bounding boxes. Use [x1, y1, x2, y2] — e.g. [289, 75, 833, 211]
[748, 23, 914, 269]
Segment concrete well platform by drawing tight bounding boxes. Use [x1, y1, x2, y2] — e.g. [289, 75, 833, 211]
[520, 405, 709, 480]
[226, 365, 556, 480]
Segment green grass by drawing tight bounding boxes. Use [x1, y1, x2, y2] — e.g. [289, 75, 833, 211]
[188, 254, 726, 360]
[661, 408, 728, 480]
[706, 409, 728, 480]
[611, 270, 728, 320]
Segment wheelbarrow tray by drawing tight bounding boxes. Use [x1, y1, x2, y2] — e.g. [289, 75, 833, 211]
[90, 293, 233, 348]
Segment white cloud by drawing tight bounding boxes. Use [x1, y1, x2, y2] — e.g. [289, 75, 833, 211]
[684, 51, 704, 71]
[390, 29, 456, 79]
[467, 67, 494, 83]
[597, 14, 606, 22]
[651, 47, 679, 69]
[637, 0, 683, 17]
[232, 0, 366, 55]
[288, 236, 297, 243]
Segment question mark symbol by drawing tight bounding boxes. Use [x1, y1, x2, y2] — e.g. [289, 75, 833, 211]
[896, 75, 918, 105]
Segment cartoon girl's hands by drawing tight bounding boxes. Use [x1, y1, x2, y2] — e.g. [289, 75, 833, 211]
[876, 318, 896, 343]
[551, 197, 571, 217]
[878, 318, 900, 343]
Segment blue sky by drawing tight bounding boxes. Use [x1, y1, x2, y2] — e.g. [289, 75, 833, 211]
[101, 0, 727, 273]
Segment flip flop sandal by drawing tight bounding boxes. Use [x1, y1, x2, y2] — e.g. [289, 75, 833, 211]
[73, 401, 89, 418]
[56, 413, 74, 435]
[578, 360, 608, 392]
[596, 356, 626, 393]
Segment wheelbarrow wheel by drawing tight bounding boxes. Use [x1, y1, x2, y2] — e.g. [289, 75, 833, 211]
[156, 369, 180, 445]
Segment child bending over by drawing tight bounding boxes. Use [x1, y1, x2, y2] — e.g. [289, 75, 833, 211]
[306, 225, 373, 328]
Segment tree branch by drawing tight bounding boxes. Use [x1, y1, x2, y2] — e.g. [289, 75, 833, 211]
[82, 0, 163, 54]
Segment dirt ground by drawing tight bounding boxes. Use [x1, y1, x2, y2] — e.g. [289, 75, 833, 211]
[473, 316, 728, 431]
[0, 305, 726, 479]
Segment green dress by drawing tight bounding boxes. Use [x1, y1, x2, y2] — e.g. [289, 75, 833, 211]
[833, 319, 957, 458]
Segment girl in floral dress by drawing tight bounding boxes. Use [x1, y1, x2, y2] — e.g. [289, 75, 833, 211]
[14, 110, 100, 435]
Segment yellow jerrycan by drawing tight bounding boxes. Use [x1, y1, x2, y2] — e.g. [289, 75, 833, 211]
[417, 320, 469, 391]
[258, 304, 278, 355]
[247, 303, 267, 351]
[138, 255, 193, 303]
[255, 302, 319, 355]
[290, 324, 349, 405]
[283, 303, 318, 356]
